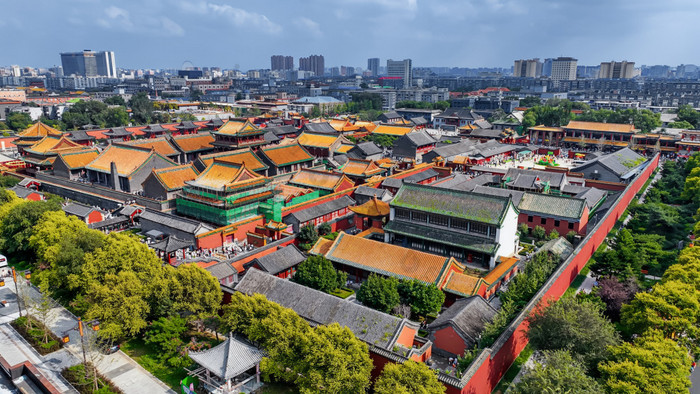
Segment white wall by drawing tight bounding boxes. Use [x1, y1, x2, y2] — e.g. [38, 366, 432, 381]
[495, 203, 519, 262]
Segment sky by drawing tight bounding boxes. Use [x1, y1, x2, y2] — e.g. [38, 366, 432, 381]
[2, 0, 700, 71]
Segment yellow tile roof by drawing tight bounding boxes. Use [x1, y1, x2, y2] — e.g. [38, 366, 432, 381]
[372, 124, 415, 136]
[564, 121, 636, 133]
[354, 121, 378, 132]
[328, 119, 360, 132]
[484, 256, 519, 286]
[152, 164, 199, 191]
[318, 232, 462, 285]
[296, 132, 340, 148]
[275, 184, 314, 202]
[171, 133, 215, 152]
[215, 120, 261, 136]
[289, 169, 353, 191]
[18, 122, 63, 138]
[260, 144, 314, 167]
[25, 135, 83, 155]
[309, 237, 334, 256]
[341, 158, 384, 177]
[118, 137, 178, 157]
[335, 144, 354, 154]
[86, 145, 166, 176]
[443, 271, 484, 297]
[198, 149, 268, 172]
[191, 160, 267, 190]
[529, 125, 564, 132]
[349, 197, 390, 217]
[57, 149, 100, 169]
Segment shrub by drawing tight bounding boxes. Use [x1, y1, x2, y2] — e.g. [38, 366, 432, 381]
[532, 225, 546, 240]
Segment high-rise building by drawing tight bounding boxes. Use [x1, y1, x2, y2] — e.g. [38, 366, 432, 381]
[550, 57, 578, 82]
[513, 58, 543, 77]
[299, 55, 325, 77]
[386, 59, 412, 88]
[60, 50, 116, 77]
[367, 58, 380, 76]
[271, 55, 294, 71]
[598, 61, 635, 79]
[542, 58, 553, 76]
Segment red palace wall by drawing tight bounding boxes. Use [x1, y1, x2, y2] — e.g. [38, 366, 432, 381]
[519, 209, 588, 236]
[433, 326, 468, 357]
[457, 155, 659, 394]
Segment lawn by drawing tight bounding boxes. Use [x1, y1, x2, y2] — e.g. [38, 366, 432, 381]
[121, 337, 188, 391]
[329, 287, 354, 299]
[491, 344, 533, 394]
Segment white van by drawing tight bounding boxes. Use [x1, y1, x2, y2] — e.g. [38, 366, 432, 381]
[0, 254, 7, 268]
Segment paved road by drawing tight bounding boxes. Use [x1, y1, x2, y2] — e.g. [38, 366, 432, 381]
[0, 280, 176, 394]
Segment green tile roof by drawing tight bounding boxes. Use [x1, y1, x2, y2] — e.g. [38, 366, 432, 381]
[384, 220, 500, 255]
[390, 183, 511, 225]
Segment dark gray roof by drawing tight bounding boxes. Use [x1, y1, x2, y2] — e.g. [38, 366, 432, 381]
[9, 185, 42, 199]
[381, 177, 404, 189]
[504, 168, 566, 190]
[379, 111, 401, 120]
[151, 236, 193, 253]
[235, 269, 415, 350]
[467, 129, 505, 139]
[143, 124, 168, 133]
[428, 296, 497, 343]
[67, 130, 96, 141]
[104, 127, 132, 137]
[573, 148, 645, 177]
[433, 173, 499, 192]
[189, 334, 266, 380]
[139, 209, 214, 235]
[204, 262, 237, 280]
[266, 125, 298, 136]
[391, 183, 511, 225]
[116, 205, 141, 217]
[350, 141, 382, 157]
[539, 237, 574, 261]
[88, 216, 129, 229]
[263, 131, 280, 143]
[402, 168, 439, 184]
[301, 122, 337, 134]
[250, 245, 306, 274]
[410, 116, 428, 126]
[401, 130, 436, 147]
[205, 118, 225, 127]
[425, 140, 477, 160]
[175, 121, 198, 129]
[560, 184, 589, 195]
[473, 119, 492, 129]
[18, 178, 37, 187]
[472, 185, 525, 206]
[62, 202, 100, 219]
[286, 195, 355, 224]
[517, 193, 587, 220]
[435, 108, 483, 121]
[575, 187, 607, 210]
[354, 185, 390, 199]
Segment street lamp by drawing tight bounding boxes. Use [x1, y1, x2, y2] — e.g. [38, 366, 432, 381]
[11, 267, 22, 317]
[63, 317, 100, 379]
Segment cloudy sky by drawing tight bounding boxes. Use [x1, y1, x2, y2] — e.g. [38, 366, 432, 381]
[3, 0, 699, 70]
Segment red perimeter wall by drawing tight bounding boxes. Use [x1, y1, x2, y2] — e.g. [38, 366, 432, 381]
[455, 155, 659, 394]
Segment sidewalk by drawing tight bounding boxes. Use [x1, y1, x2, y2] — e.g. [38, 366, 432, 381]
[0, 280, 176, 394]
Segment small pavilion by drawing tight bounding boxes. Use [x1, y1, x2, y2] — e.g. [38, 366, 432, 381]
[187, 334, 266, 394]
[349, 196, 390, 231]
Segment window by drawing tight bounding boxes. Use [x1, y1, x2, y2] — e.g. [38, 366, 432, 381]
[568, 222, 574, 230]
[554, 220, 560, 227]
[429, 214, 449, 227]
[395, 208, 410, 220]
[451, 218, 468, 231]
[471, 222, 488, 235]
[412, 212, 428, 222]
[541, 217, 547, 225]
[527, 215, 533, 222]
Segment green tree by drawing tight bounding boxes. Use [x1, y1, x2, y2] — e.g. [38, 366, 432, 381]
[103, 107, 129, 128]
[620, 280, 700, 351]
[103, 95, 126, 106]
[531, 225, 546, 240]
[144, 315, 191, 368]
[518, 223, 530, 236]
[356, 274, 400, 313]
[519, 96, 541, 107]
[397, 279, 445, 316]
[374, 360, 445, 394]
[599, 330, 692, 393]
[298, 223, 319, 245]
[291, 256, 347, 293]
[526, 296, 619, 371]
[513, 350, 602, 394]
[6, 112, 32, 131]
[0, 199, 61, 261]
[667, 120, 695, 129]
[0, 175, 20, 188]
[317, 222, 331, 236]
[547, 229, 559, 240]
[61, 100, 110, 129]
[155, 264, 223, 320]
[128, 92, 154, 124]
[676, 104, 700, 129]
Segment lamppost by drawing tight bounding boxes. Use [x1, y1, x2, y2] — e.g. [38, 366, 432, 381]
[62, 317, 100, 378]
[7, 268, 31, 317]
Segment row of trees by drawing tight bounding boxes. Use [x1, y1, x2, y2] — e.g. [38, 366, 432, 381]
[395, 100, 450, 111]
[355, 274, 445, 317]
[520, 98, 662, 133]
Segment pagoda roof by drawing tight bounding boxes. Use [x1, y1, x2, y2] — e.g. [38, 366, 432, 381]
[340, 158, 384, 178]
[116, 137, 178, 157]
[259, 143, 314, 167]
[187, 160, 268, 191]
[196, 148, 268, 173]
[56, 149, 100, 169]
[18, 122, 63, 138]
[349, 197, 390, 217]
[214, 120, 264, 136]
[142, 124, 169, 133]
[86, 145, 175, 176]
[150, 164, 199, 191]
[189, 333, 266, 380]
[24, 135, 84, 156]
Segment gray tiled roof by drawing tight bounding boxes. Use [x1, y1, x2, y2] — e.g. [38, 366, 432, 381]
[402, 169, 439, 184]
[468, 129, 505, 139]
[391, 183, 511, 225]
[560, 184, 589, 195]
[575, 187, 607, 210]
[433, 173, 499, 192]
[504, 168, 566, 189]
[175, 121, 198, 129]
[517, 193, 587, 220]
[352, 141, 382, 157]
[473, 119, 492, 129]
[9, 186, 42, 199]
[354, 186, 390, 199]
[67, 130, 96, 141]
[139, 209, 214, 235]
[401, 130, 436, 147]
[205, 262, 237, 280]
[62, 202, 100, 219]
[104, 127, 132, 137]
[189, 334, 266, 380]
[235, 269, 415, 350]
[302, 122, 337, 134]
[410, 116, 428, 126]
[151, 236, 193, 253]
[266, 125, 298, 136]
[263, 131, 280, 143]
[435, 108, 483, 120]
[205, 118, 225, 127]
[381, 177, 404, 189]
[286, 195, 355, 224]
[143, 124, 168, 133]
[472, 185, 525, 206]
[428, 296, 497, 343]
[250, 245, 306, 275]
[539, 237, 574, 261]
[574, 148, 645, 177]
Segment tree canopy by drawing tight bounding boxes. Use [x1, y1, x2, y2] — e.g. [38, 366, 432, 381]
[513, 350, 603, 394]
[356, 274, 400, 313]
[291, 256, 346, 293]
[374, 360, 445, 394]
[397, 279, 445, 316]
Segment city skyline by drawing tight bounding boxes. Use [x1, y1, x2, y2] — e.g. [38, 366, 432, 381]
[2, 0, 700, 70]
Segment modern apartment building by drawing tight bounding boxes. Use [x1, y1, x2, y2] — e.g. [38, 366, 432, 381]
[299, 55, 324, 77]
[550, 57, 578, 82]
[513, 58, 543, 78]
[367, 58, 380, 76]
[387, 59, 412, 88]
[598, 61, 635, 79]
[271, 55, 294, 71]
[60, 50, 116, 78]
